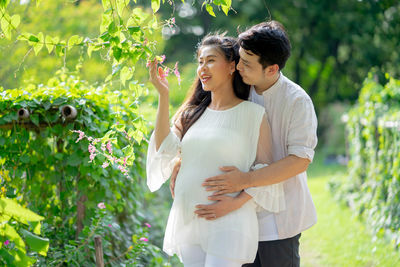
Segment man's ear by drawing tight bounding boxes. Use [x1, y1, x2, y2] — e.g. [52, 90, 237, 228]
[265, 64, 280, 76]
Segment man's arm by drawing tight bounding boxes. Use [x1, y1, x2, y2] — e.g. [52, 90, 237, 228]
[202, 155, 310, 195]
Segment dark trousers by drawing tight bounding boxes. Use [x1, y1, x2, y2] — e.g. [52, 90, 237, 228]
[242, 234, 301, 267]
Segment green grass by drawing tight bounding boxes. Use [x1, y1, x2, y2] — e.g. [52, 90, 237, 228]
[300, 155, 400, 267]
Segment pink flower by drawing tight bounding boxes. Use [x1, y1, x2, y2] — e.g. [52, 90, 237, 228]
[174, 62, 181, 85]
[145, 223, 151, 228]
[4, 240, 10, 246]
[88, 144, 96, 154]
[123, 157, 127, 167]
[74, 130, 85, 143]
[97, 202, 106, 209]
[160, 55, 166, 64]
[108, 224, 112, 227]
[171, 17, 175, 24]
[102, 162, 109, 168]
[139, 237, 148, 242]
[106, 141, 112, 154]
[89, 153, 96, 162]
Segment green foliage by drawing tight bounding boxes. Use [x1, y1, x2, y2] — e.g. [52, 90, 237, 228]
[331, 73, 400, 248]
[0, 196, 49, 266]
[0, 73, 164, 265]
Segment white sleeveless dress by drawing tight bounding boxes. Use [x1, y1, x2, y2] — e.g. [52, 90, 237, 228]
[146, 101, 285, 263]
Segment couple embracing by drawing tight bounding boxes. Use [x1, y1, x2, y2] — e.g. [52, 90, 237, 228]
[146, 20, 318, 267]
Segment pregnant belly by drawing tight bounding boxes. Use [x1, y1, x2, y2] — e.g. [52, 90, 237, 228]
[174, 166, 240, 207]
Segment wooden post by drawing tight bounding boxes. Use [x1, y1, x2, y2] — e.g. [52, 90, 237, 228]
[94, 236, 104, 267]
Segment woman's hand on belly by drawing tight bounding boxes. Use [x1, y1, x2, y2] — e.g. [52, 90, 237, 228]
[194, 195, 243, 220]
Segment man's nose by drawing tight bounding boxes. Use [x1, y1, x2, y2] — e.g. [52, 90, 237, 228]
[237, 61, 243, 71]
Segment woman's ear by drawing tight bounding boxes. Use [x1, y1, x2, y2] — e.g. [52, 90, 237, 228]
[229, 61, 236, 75]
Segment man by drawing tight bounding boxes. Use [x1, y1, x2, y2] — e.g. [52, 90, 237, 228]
[173, 21, 318, 266]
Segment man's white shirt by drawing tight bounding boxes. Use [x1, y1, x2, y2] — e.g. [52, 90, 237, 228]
[248, 73, 318, 241]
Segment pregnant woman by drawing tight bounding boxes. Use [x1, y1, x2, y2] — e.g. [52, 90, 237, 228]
[146, 34, 285, 267]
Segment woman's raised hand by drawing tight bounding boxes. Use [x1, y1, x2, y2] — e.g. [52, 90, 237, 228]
[149, 60, 169, 97]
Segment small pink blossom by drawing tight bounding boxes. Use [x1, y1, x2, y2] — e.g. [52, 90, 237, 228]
[123, 130, 131, 141]
[89, 153, 96, 162]
[74, 130, 85, 143]
[106, 141, 112, 154]
[174, 62, 181, 85]
[108, 224, 112, 227]
[4, 240, 10, 246]
[123, 157, 127, 167]
[102, 162, 109, 168]
[171, 17, 175, 24]
[97, 202, 106, 209]
[139, 237, 148, 242]
[160, 55, 166, 64]
[145, 223, 151, 228]
[88, 144, 96, 154]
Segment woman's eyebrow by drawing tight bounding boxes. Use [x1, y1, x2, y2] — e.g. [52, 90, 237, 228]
[198, 54, 217, 60]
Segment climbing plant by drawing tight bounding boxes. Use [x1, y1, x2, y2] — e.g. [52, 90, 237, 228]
[331, 73, 400, 249]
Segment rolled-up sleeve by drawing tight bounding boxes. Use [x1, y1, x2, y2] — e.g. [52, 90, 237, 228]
[287, 97, 318, 162]
[244, 164, 286, 213]
[146, 131, 181, 192]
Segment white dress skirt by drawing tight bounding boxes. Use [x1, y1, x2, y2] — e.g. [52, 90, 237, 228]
[146, 101, 285, 264]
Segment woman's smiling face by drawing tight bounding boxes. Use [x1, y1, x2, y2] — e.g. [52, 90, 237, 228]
[197, 45, 235, 92]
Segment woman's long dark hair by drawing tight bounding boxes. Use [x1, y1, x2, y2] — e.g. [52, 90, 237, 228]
[174, 34, 250, 138]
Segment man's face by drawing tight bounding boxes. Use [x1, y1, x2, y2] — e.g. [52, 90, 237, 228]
[237, 47, 267, 87]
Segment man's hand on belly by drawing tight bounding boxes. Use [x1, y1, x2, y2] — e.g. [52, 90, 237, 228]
[194, 195, 241, 220]
[202, 166, 249, 195]
[194, 191, 252, 220]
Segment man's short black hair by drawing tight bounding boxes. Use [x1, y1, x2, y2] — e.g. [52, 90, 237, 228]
[238, 21, 291, 70]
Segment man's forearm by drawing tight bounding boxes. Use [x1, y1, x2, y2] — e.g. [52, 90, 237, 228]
[245, 155, 310, 188]
[235, 191, 253, 207]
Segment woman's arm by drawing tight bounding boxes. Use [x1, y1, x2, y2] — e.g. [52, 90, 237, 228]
[148, 60, 171, 151]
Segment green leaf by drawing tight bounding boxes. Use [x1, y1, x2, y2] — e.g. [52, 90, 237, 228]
[100, 13, 112, 33]
[205, 4, 216, 17]
[28, 34, 39, 43]
[116, 0, 130, 17]
[9, 249, 36, 267]
[20, 229, 50, 256]
[102, 0, 111, 10]
[0, 198, 44, 223]
[4, 224, 26, 253]
[10, 14, 20, 29]
[120, 66, 134, 86]
[112, 46, 122, 62]
[20, 154, 30, 164]
[30, 113, 39, 126]
[45, 35, 54, 53]
[33, 32, 44, 55]
[67, 35, 82, 50]
[151, 0, 160, 13]
[67, 153, 82, 167]
[17, 32, 30, 41]
[1, 14, 11, 39]
[0, 0, 10, 9]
